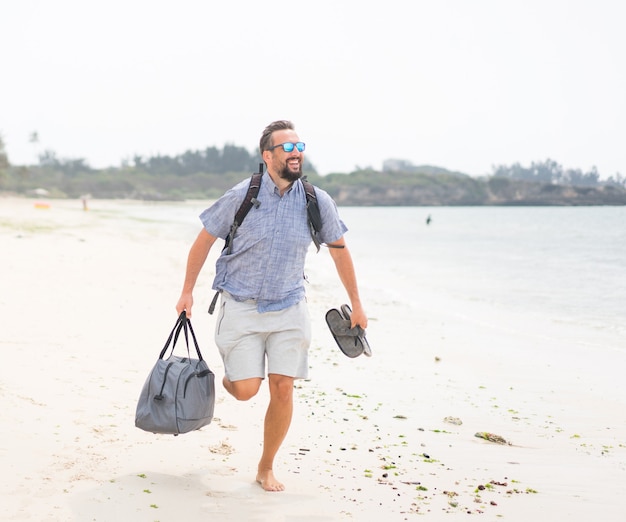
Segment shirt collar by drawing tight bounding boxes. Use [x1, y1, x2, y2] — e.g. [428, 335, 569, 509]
[264, 171, 296, 196]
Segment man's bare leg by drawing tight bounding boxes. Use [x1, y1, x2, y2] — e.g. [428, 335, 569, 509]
[222, 376, 262, 401]
[256, 374, 294, 492]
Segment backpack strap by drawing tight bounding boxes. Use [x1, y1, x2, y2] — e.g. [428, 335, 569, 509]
[209, 164, 263, 314]
[301, 178, 322, 252]
[223, 164, 264, 255]
[301, 177, 344, 252]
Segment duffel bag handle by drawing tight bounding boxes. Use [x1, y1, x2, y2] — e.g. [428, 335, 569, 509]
[183, 315, 203, 361]
[159, 311, 204, 361]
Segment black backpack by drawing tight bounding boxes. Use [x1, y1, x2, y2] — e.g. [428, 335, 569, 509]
[223, 163, 323, 254]
[208, 164, 336, 314]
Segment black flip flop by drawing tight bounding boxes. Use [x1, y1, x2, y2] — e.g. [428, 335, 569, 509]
[340, 304, 372, 357]
[325, 304, 372, 358]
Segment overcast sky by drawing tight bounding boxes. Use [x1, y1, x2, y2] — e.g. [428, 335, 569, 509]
[2, 0, 625, 177]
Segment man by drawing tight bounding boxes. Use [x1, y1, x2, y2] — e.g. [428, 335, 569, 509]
[175, 120, 367, 492]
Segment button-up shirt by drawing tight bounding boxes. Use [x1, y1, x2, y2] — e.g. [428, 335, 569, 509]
[200, 173, 347, 312]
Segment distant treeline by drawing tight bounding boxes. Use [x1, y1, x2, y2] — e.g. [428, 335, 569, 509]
[1, 137, 625, 205]
[38, 144, 318, 177]
[490, 158, 626, 188]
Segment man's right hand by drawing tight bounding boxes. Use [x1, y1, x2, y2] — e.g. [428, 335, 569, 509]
[176, 293, 193, 318]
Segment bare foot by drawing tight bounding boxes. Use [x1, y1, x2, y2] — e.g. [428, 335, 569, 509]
[256, 469, 285, 492]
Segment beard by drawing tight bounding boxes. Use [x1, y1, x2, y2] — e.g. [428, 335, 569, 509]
[278, 163, 303, 182]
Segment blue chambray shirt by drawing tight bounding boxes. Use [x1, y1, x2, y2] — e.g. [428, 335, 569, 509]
[200, 173, 348, 313]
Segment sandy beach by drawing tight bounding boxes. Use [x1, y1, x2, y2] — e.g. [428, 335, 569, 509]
[1, 196, 625, 521]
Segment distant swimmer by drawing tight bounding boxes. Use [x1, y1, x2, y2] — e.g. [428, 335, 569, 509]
[426, 214, 432, 225]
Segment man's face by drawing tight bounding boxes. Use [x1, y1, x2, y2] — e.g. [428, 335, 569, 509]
[267, 129, 303, 182]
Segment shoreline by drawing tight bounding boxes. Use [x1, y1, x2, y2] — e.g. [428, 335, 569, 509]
[4, 191, 626, 207]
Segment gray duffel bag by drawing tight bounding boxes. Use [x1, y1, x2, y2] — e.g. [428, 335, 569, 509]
[135, 311, 215, 435]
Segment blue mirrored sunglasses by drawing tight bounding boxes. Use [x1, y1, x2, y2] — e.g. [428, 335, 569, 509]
[268, 141, 306, 153]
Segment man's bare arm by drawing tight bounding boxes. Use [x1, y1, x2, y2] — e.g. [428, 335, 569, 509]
[328, 237, 368, 329]
[176, 228, 218, 317]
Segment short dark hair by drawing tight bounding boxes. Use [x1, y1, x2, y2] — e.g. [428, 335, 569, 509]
[259, 120, 295, 153]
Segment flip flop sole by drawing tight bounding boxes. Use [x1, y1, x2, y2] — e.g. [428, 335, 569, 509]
[325, 308, 364, 358]
[339, 304, 372, 357]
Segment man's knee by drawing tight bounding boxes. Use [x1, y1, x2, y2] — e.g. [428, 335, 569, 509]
[268, 375, 294, 403]
[226, 377, 262, 401]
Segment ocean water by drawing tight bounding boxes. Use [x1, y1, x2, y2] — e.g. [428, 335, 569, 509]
[338, 206, 626, 352]
[125, 202, 626, 352]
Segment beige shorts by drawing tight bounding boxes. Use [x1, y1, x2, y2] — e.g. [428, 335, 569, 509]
[214, 293, 311, 381]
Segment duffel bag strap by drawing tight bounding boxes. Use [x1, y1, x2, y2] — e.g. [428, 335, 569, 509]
[159, 311, 204, 361]
[185, 318, 204, 361]
[159, 311, 186, 359]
